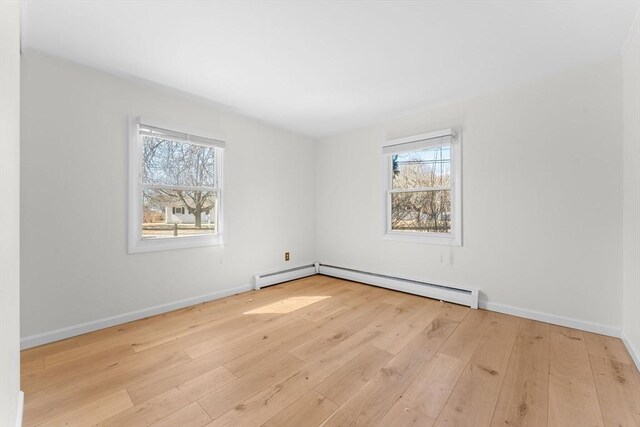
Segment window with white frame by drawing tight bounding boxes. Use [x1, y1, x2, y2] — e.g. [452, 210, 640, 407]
[383, 129, 461, 246]
[129, 117, 225, 253]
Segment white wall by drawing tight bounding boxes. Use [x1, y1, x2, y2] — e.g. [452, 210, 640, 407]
[0, 1, 22, 425]
[20, 52, 317, 340]
[623, 17, 640, 368]
[317, 60, 623, 334]
[20, 43, 630, 354]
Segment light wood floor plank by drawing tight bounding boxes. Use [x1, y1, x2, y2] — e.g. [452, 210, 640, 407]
[314, 345, 394, 405]
[373, 301, 447, 355]
[24, 348, 191, 426]
[183, 310, 304, 359]
[434, 313, 520, 427]
[438, 309, 492, 362]
[262, 390, 338, 427]
[396, 352, 466, 420]
[490, 319, 550, 427]
[21, 357, 44, 376]
[21, 337, 79, 363]
[589, 355, 640, 426]
[378, 400, 436, 427]
[149, 402, 212, 427]
[394, 309, 492, 420]
[23, 343, 136, 394]
[38, 389, 133, 427]
[548, 325, 605, 427]
[43, 327, 152, 367]
[197, 351, 306, 421]
[127, 318, 314, 405]
[20, 277, 640, 427]
[223, 297, 390, 377]
[297, 287, 360, 322]
[98, 366, 235, 426]
[72, 315, 154, 348]
[205, 303, 418, 426]
[584, 332, 636, 366]
[288, 301, 398, 361]
[131, 280, 336, 354]
[323, 312, 460, 426]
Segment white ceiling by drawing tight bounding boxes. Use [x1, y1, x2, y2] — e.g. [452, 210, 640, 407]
[23, 0, 639, 138]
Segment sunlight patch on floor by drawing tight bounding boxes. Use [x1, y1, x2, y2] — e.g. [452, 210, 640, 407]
[244, 296, 331, 314]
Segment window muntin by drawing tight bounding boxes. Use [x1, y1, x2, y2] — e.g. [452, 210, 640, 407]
[383, 129, 461, 245]
[129, 118, 224, 253]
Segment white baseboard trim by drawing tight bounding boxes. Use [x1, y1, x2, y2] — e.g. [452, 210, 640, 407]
[20, 271, 631, 365]
[15, 390, 23, 427]
[20, 283, 253, 349]
[479, 300, 621, 338]
[621, 333, 640, 371]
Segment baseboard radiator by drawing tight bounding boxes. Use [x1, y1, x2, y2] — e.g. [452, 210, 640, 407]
[253, 262, 478, 308]
[318, 264, 479, 309]
[254, 263, 319, 290]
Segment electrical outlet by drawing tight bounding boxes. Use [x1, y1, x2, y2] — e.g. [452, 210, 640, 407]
[285, 252, 290, 261]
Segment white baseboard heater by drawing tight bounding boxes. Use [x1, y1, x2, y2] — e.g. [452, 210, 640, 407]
[254, 263, 318, 290]
[318, 264, 478, 309]
[253, 262, 478, 309]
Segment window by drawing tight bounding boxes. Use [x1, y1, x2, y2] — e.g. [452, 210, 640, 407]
[129, 117, 225, 253]
[383, 129, 461, 246]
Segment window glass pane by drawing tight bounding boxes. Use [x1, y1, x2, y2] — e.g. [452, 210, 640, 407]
[142, 188, 217, 239]
[391, 190, 451, 233]
[392, 146, 450, 189]
[143, 136, 216, 187]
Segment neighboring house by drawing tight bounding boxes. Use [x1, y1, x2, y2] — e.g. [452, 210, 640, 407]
[164, 206, 212, 225]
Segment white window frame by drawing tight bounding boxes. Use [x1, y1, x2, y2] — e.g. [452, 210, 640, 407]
[382, 128, 462, 246]
[128, 116, 225, 253]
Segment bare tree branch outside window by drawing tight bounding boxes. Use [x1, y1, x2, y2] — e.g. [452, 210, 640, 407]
[390, 146, 452, 233]
[141, 136, 217, 238]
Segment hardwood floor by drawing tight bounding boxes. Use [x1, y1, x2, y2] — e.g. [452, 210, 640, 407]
[21, 276, 640, 426]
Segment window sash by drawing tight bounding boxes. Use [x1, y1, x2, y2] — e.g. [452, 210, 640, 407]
[386, 189, 453, 229]
[129, 117, 225, 253]
[140, 187, 221, 227]
[387, 153, 453, 191]
[387, 143, 452, 196]
[145, 188, 220, 200]
[383, 130, 460, 244]
[137, 131, 220, 225]
[140, 134, 218, 189]
[389, 186, 451, 194]
[139, 183, 218, 193]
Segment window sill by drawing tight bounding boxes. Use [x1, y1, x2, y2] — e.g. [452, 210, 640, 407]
[382, 231, 461, 246]
[128, 234, 223, 254]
